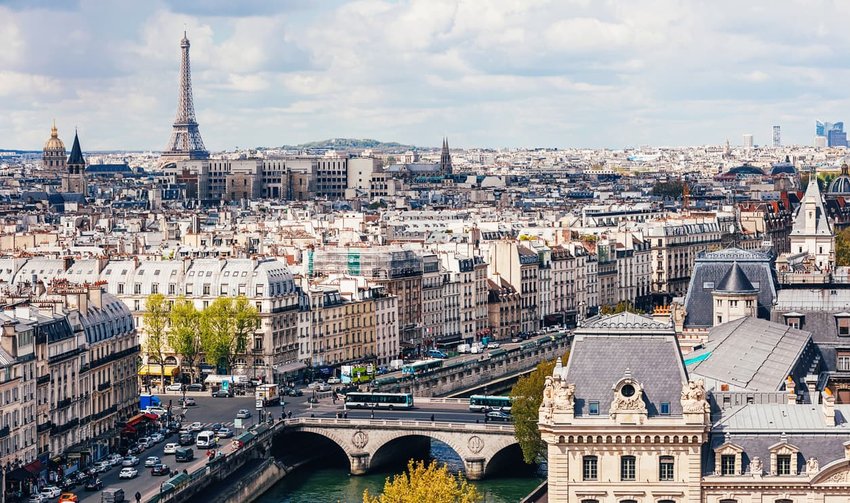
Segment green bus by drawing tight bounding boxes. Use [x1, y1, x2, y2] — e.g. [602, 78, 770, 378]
[345, 392, 414, 409]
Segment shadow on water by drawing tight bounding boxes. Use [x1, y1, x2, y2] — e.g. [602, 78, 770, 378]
[261, 437, 544, 503]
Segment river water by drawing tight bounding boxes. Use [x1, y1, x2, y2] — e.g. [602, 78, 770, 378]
[257, 440, 544, 503]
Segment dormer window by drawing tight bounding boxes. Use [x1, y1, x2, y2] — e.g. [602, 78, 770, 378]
[714, 440, 744, 476]
[769, 438, 800, 476]
[835, 313, 850, 337]
[783, 312, 804, 330]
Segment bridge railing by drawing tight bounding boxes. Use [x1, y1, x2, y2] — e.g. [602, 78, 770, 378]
[284, 416, 514, 433]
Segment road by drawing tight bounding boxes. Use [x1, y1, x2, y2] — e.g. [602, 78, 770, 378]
[72, 392, 486, 502]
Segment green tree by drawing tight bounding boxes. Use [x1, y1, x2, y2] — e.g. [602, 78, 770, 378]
[599, 301, 644, 315]
[169, 296, 200, 383]
[837, 227, 850, 266]
[651, 180, 685, 199]
[233, 296, 260, 375]
[509, 353, 567, 464]
[200, 297, 237, 373]
[363, 460, 482, 503]
[143, 293, 171, 389]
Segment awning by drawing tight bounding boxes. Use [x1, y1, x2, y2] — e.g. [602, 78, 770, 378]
[7, 467, 36, 481]
[24, 460, 43, 474]
[274, 361, 307, 374]
[138, 364, 180, 376]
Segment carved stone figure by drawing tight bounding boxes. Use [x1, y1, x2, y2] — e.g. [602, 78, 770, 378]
[807, 457, 819, 474]
[681, 379, 709, 413]
[554, 381, 576, 410]
[542, 376, 555, 409]
[749, 456, 762, 475]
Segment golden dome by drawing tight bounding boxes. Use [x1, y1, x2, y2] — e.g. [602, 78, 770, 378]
[43, 121, 65, 151]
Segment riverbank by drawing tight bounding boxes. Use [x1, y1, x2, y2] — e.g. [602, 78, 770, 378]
[188, 456, 314, 503]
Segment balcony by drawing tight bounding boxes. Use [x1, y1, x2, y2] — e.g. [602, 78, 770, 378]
[48, 347, 83, 365]
[90, 345, 140, 371]
[57, 397, 72, 409]
[37, 421, 53, 433]
[36, 374, 51, 385]
[50, 418, 79, 435]
[0, 426, 9, 439]
[79, 363, 90, 373]
[97, 381, 111, 392]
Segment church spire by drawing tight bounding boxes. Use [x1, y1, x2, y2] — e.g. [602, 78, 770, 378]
[440, 136, 452, 175]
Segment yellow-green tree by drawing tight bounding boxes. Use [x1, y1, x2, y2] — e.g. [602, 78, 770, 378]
[169, 296, 200, 383]
[199, 297, 259, 374]
[509, 353, 567, 464]
[363, 460, 482, 503]
[143, 293, 171, 389]
[837, 227, 850, 266]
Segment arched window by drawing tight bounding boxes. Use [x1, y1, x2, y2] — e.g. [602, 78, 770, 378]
[620, 500, 638, 503]
[775, 500, 793, 503]
[719, 500, 738, 503]
[580, 500, 598, 503]
[164, 356, 178, 366]
[658, 500, 676, 503]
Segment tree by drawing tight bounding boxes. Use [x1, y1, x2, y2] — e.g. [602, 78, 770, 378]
[143, 293, 170, 389]
[509, 353, 568, 464]
[599, 301, 644, 315]
[233, 296, 260, 376]
[200, 297, 236, 374]
[651, 180, 685, 199]
[169, 297, 200, 383]
[363, 460, 482, 503]
[837, 227, 850, 266]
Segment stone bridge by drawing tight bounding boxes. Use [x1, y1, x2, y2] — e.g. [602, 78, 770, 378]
[282, 417, 519, 479]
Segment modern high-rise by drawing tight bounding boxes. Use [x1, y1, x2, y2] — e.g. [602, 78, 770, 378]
[161, 32, 209, 165]
[816, 120, 847, 147]
[742, 133, 753, 151]
[772, 125, 781, 147]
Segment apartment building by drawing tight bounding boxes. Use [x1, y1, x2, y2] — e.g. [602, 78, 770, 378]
[646, 220, 722, 298]
[487, 241, 540, 334]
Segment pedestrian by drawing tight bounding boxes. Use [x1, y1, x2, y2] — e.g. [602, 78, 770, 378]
[343, 411, 348, 419]
[430, 414, 435, 422]
[287, 411, 292, 419]
[135, 491, 142, 503]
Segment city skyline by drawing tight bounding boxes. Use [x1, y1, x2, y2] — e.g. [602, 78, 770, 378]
[3, 1, 850, 151]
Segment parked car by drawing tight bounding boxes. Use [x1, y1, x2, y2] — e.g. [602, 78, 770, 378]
[306, 381, 324, 390]
[179, 397, 196, 406]
[166, 383, 183, 392]
[189, 421, 203, 432]
[151, 463, 171, 476]
[145, 407, 167, 417]
[284, 387, 303, 397]
[186, 383, 203, 392]
[216, 427, 234, 438]
[84, 478, 103, 491]
[94, 461, 111, 473]
[144, 456, 161, 467]
[121, 455, 140, 467]
[58, 494, 78, 503]
[40, 486, 62, 498]
[118, 467, 138, 479]
[59, 478, 77, 491]
[27, 494, 45, 503]
[163, 442, 179, 455]
[128, 444, 144, 455]
[327, 377, 341, 384]
[236, 409, 252, 419]
[136, 437, 151, 448]
[108, 454, 123, 466]
[485, 410, 512, 422]
[152, 432, 165, 443]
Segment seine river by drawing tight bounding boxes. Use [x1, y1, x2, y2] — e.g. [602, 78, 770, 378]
[257, 440, 544, 503]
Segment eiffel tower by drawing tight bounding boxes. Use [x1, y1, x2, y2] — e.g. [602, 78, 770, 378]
[161, 32, 209, 164]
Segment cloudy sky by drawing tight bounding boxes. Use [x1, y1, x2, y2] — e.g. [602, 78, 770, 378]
[2, 0, 848, 150]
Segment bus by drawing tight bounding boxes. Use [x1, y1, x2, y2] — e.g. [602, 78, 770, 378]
[401, 359, 444, 375]
[469, 395, 512, 413]
[345, 392, 414, 409]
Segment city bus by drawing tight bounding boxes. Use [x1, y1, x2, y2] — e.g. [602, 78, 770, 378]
[469, 395, 512, 412]
[344, 392, 414, 409]
[401, 359, 444, 375]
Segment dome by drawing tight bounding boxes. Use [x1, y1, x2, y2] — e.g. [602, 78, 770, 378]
[829, 164, 850, 194]
[727, 164, 765, 176]
[43, 123, 65, 151]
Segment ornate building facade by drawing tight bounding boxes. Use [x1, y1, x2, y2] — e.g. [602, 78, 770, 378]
[42, 122, 66, 177]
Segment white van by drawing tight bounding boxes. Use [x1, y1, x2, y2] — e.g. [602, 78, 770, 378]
[195, 430, 218, 449]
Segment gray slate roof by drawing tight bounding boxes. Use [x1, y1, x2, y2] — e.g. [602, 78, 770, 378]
[771, 288, 850, 372]
[683, 248, 777, 328]
[577, 311, 674, 335]
[689, 317, 812, 391]
[562, 332, 688, 417]
[715, 262, 757, 293]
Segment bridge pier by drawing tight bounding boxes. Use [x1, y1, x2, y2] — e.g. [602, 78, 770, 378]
[464, 457, 486, 480]
[349, 452, 371, 476]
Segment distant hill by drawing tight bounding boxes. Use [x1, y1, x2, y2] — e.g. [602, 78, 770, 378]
[280, 138, 417, 152]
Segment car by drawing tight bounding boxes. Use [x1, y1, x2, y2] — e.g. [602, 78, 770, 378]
[306, 381, 324, 390]
[94, 461, 111, 473]
[511, 336, 521, 343]
[216, 427, 233, 438]
[84, 478, 103, 491]
[163, 442, 179, 454]
[189, 421, 203, 432]
[236, 409, 252, 419]
[59, 478, 77, 491]
[145, 407, 168, 417]
[210, 422, 222, 431]
[186, 383, 203, 392]
[144, 456, 161, 467]
[151, 463, 171, 476]
[178, 433, 195, 446]
[108, 453, 123, 466]
[166, 383, 184, 392]
[40, 486, 62, 498]
[212, 389, 232, 398]
[487, 342, 500, 349]
[118, 467, 138, 479]
[27, 494, 46, 503]
[137, 436, 151, 448]
[284, 387, 303, 397]
[121, 455, 140, 467]
[326, 377, 341, 384]
[179, 397, 196, 406]
[426, 349, 448, 359]
[175, 447, 194, 462]
[58, 494, 78, 503]
[485, 410, 512, 422]
[150, 432, 164, 444]
[128, 444, 144, 455]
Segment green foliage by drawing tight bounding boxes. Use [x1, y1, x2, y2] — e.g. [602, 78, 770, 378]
[837, 227, 850, 267]
[363, 459, 482, 503]
[143, 293, 170, 384]
[169, 297, 200, 381]
[651, 180, 685, 199]
[599, 301, 644, 315]
[509, 354, 567, 464]
[199, 296, 259, 373]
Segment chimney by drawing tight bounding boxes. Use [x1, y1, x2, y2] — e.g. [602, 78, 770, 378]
[822, 388, 835, 426]
[785, 377, 797, 405]
[88, 284, 103, 310]
[805, 374, 819, 404]
[14, 305, 30, 320]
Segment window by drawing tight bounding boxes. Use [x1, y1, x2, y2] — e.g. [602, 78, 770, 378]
[151, 283, 158, 294]
[839, 351, 850, 371]
[203, 284, 210, 295]
[582, 456, 597, 480]
[839, 318, 850, 336]
[660, 402, 670, 415]
[786, 317, 800, 329]
[620, 455, 636, 481]
[659, 455, 674, 481]
[117, 283, 124, 294]
[717, 315, 723, 324]
[186, 284, 193, 295]
[721, 454, 736, 475]
[588, 401, 599, 415]
[776, 454, 792, 475]
[134, 283, 141, 294]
